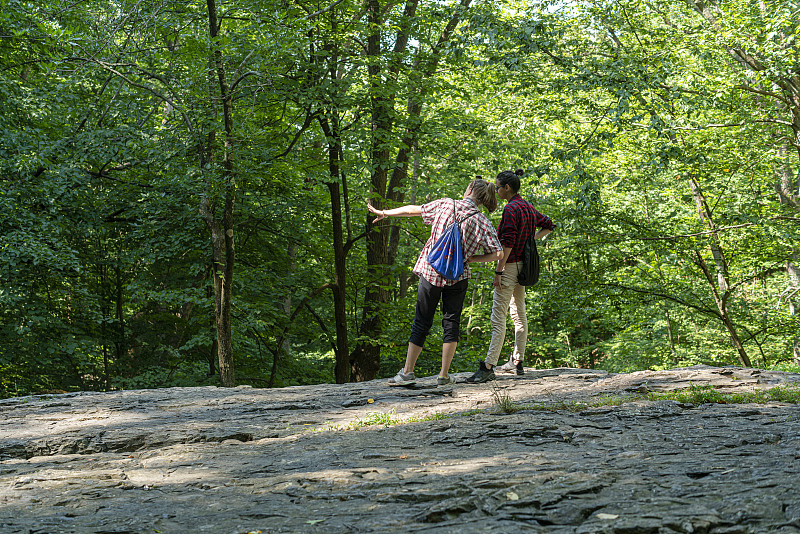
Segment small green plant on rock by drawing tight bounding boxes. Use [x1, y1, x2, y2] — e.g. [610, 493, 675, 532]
[350, 410, 400, 429]
[648, 383, 800, 405]
[490, 383, 522, 414]
[766, 384, 800, 403]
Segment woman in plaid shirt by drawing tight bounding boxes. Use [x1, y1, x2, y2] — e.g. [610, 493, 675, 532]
[368, 178, 503, 386]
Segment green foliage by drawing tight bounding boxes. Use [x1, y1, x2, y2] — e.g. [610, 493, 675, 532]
[321, 410, 402, 431]
[490, 383, 523, 414]
[3, 0, 800, 397]
[650, 384, 800, 406]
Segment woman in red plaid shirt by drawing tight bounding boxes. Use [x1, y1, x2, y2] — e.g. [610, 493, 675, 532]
[368, 178, 503, 386]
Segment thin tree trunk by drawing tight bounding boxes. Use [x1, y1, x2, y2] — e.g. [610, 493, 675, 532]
[281, 241, 298, 360]
[664, 307, 678, 364]
[318, 114, 351, 384]
[788, 258, 800, 363]
[328, 180, 350, 384]
[689, 177, 730, 292]
[775, 144, 799, 206]
[199, 0, 236, 387]
[690, 237, 752, 367]
[466, 285, 477, 333]
[114, 263, 126, 367]
[689, 177, 751, 366]
[99, 260, 110, 391]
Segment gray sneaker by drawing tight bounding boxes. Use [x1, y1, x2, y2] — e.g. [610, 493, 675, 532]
[498, 359, 525, 375]
[388, 370, 416, 386]
[437, 376, 454, 386]
[497, 359, 516, 372]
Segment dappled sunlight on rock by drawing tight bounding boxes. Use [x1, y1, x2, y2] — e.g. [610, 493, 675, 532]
[2, 366, 800, 532]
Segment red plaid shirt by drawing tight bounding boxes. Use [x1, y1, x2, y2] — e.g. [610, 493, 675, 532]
[498, 194, 555, 263]
[414, 198, 502, 287]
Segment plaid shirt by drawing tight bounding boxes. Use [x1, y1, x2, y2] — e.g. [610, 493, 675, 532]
[498, 194, 555, 263]
[414, 198, 503, 287]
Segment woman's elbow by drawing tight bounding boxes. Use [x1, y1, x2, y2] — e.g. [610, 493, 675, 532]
[492, 251, 503, 261]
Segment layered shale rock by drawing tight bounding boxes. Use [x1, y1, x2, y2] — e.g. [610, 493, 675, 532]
[2, 366, 800, 533]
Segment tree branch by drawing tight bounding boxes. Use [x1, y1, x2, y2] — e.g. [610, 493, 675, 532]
[602, 281, 719, 316]
[734, 84, 792, 107]
[304, 0, 347, 20]
[68, 57, 193, 132]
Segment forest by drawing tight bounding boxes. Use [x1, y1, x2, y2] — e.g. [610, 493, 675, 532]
[1, 0, 799, 397]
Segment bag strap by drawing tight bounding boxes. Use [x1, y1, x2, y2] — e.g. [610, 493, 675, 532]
[452, 199, 480, 225]
[458, 211, 479, 225]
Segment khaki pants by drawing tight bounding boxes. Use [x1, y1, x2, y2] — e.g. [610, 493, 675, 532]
[485, 262, 528, 366]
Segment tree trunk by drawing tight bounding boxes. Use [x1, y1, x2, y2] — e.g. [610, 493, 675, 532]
[788, 258, 800, 364]
[689, 178, 752, 367]
[664, 306, 678, 364]
[689, 177, 730, 292]
[694, 249, 750, 367]
[280, 240, 298, 364]
[199, 0, 236, 387]
[776, 147, 800, 363]
[114, 264, 126, 368]
[318, 114, 351, 384]
[349, 0, 406, 381]
[328, 180, 350, 384]
[99, 260, 110, 391]
[206, 278, 217, 378]
[466, 285, 477, 333]
[202, 204, 235, 386]
[775, 144, 799, 206]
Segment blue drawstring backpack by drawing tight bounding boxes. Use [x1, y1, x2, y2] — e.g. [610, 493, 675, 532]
[427, 200, 479, 281]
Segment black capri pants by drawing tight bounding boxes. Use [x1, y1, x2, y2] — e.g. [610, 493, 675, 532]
[409, 276, 469, 347]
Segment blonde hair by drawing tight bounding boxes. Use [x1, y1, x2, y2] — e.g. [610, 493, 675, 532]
[469, 178, 497, 213]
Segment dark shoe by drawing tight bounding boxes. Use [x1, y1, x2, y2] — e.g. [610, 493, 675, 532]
[466, 362, 496, 384]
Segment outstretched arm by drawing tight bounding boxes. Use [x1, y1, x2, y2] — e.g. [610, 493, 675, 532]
[368, 203, 422, 222]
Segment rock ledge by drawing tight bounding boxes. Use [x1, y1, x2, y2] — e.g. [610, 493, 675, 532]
[2, 366, 800, 533]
